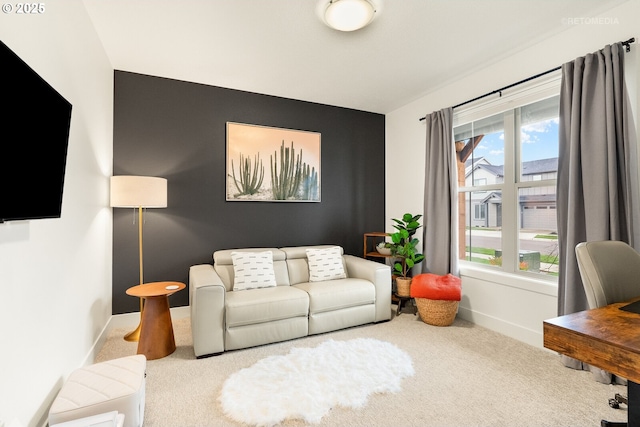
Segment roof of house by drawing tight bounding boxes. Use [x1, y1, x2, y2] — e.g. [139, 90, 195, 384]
[465, 156, 486, 167]
[477, 164, 504, 177]
[521, 157, 558, 175]
[466, 157, 558, 178]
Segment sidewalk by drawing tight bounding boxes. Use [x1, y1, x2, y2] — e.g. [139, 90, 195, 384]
[467, 228, 555, 240]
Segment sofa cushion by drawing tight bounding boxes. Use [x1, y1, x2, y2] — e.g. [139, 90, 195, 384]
[294, 278, 375, 314]
[306, 246, 347, 282]
[214, 248, 290, 291]
[225, 286, 309, 328]
[281, 245, 345, 285]
[231, 251, 277, 291]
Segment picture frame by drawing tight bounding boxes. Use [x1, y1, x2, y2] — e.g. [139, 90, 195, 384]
[226, 122, 321, 202]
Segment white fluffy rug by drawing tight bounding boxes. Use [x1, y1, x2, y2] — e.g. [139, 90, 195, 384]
[218, 338, 414, 426]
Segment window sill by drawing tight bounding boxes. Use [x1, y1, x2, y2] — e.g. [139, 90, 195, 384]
[458, 262, 558, 297]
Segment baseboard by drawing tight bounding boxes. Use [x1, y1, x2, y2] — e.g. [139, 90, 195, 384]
[104, 305, 191, 338]
[457, 305, 545, 349]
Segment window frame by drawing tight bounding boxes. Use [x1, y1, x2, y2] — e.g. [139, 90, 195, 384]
[453, 71, 561, 282]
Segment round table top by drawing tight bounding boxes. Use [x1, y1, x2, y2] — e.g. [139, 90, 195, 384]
[126, 281, 186, 298]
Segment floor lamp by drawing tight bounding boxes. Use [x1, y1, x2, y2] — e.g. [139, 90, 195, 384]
[110, 175, 168, 342]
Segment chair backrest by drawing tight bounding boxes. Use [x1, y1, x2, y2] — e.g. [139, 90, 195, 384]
[575, 240, 640, 308]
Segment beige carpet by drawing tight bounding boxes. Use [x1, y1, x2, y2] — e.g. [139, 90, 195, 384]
[96, 310, 627, 427]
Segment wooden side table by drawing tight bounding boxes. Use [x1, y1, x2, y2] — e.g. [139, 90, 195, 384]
[126, 281, 185, 360]
[363, 232, 392, 261]
[393, 293, 417, 316]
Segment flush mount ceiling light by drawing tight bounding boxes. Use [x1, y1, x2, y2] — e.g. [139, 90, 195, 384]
[316, 0, 381, 32]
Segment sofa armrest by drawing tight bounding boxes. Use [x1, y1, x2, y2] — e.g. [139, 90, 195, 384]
[189, 264, 226, 357]
[343, 255, 391, 322]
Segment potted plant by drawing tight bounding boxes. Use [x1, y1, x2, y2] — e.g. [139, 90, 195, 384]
[390, 213, 425, 296]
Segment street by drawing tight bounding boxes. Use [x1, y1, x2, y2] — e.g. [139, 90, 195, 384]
[466, 234, 558, 256]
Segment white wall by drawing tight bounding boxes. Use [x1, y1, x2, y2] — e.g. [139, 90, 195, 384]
[386, 0, 640, 349]
[0, 3, 113, 426]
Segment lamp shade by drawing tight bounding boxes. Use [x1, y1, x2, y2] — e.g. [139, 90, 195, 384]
[110, 175, 167, 208]
[320, 0, 377, 32]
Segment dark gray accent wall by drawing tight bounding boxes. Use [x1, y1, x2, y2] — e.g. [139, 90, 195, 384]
[113, 70, 385, 314]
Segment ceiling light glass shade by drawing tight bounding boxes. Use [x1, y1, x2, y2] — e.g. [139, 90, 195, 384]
[322, 0, 377, 32]
[110, 175, 167, 208]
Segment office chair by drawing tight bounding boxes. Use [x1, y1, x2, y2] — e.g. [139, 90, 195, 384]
[575, 240, 640, 426]
[576, 240, 640, 309]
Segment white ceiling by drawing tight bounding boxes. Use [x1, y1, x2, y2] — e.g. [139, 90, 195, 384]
[83, 0, 627, 114]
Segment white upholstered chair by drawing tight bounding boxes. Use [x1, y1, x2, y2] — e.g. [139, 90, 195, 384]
[575, 240, 640, 309]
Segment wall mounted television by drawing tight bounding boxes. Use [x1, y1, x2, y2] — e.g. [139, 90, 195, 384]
[0, 40, 72, 223]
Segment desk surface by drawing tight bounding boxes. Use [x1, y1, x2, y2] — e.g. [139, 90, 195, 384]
[544, 299, 640, 383]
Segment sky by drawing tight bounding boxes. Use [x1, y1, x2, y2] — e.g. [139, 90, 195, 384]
[474, 117, 559, 166]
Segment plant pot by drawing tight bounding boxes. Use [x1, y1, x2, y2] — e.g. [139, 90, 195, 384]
[396, 277, 412, 297]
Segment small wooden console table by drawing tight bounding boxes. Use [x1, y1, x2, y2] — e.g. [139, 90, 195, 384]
[126, 281, 185, 360]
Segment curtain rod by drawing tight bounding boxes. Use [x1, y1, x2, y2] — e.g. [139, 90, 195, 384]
[419, 37, 635, 122]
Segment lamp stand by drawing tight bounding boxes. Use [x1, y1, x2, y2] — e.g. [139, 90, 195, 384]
[124, 206, 145, 342]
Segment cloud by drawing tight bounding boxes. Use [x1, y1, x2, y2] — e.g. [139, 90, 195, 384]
[521, 131, 535, 144]
[522, 118, 556, 133]
[521, 118, 556, 144]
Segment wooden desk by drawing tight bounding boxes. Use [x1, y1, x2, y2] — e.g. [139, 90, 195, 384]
[544, 300, 640, 426]
[126, 281, 185, 360]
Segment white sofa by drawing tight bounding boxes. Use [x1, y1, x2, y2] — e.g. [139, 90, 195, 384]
[189, 245, 391, 358]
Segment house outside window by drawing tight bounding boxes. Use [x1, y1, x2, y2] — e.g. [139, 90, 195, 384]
[454, 91, 560, 278]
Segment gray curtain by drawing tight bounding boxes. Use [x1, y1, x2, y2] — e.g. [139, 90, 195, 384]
[556, 42, 635, 382]
[423, 107, 458, 275]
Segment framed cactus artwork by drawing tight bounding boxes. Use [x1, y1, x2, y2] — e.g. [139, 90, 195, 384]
[226, 122, 321, 202]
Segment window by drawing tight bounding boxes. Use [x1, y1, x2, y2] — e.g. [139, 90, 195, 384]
[474, 204, 486, 220]
[454, 89, 560, 278]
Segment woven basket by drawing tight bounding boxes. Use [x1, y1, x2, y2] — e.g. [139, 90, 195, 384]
[415, 298, 458, 326]
[396, 278, 412, 297]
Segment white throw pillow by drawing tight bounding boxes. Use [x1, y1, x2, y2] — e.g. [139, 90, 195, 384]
[306, 246, 347, 282]
[231, 251, 277, 291]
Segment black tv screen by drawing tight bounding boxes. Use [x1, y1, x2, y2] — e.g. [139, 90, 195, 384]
[0, 40, 72, 222]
